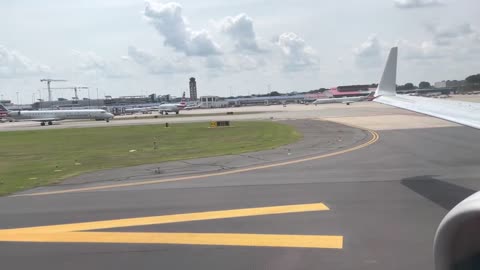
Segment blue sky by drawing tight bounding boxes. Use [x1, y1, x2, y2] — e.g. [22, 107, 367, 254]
[1, 0, 479, 103]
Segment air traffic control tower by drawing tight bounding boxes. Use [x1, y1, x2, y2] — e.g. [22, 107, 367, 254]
[189, 77, 198, 101]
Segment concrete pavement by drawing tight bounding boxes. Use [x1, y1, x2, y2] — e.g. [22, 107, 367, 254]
[0, 120, 479, 270]
[0, 102, 459, 132]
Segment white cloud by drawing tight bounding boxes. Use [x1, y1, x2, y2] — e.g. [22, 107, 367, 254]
[0, 45, 50, 78]
[354, 34, 444, 64]
[399, 23, 480, 61]
[204, 54, 266, 73]
[235, 54, 265, 70]
[126, 46, 152, 64]
[354, 23, 480, 64]
[73, 50, 128, 78]
[276, 32, 318, 71]
[426, 23, 475, 46]
[205, 56, 225, 70]
[144, 1, 221, 56]
[397, 40, 443, 59]
[220, 13, 261, 53]
[394, 0, 442, 9]
[127, 46, 193, 74]
[353, 34, 383, 67]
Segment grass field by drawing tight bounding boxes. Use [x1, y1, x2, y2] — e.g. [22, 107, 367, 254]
[0, 121, 301, 195]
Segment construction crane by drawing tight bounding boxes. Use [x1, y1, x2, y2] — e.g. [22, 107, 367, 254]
[47, 86, 89, 100]
[40, 79, 67, 102]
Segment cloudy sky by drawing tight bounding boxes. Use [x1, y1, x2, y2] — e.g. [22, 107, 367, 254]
[1, 0, 479, 103]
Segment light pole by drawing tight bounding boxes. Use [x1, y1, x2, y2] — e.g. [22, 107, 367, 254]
[16, 91, 19, 104]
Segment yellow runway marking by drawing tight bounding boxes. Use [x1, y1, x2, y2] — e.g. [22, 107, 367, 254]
[11, 129, 379, 197]
[0, 232, 342, 249]
[0, 202, 343, 249]
[3, 203, 329, 233]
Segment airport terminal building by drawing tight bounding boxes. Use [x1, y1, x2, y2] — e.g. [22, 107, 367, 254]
[327, 84, 377, 98]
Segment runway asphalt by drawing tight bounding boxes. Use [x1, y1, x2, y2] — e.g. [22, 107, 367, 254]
[0, 102, 458, 132]
[0, 118, 479, 269]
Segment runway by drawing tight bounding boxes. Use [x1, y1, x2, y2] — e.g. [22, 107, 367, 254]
[1, 114, 479, 269]
[0, 102, 459, 132]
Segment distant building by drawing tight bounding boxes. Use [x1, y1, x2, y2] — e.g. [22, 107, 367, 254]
[226, 94, 308, 106]
[189, 77, 198, 101]
[336, 84, 377, 92]
[327, 84, 376, 98]
[199, 96, 227, 108]
[5, 104, 33, 110]
[434, 80, 465, 89]
[32, 99, 105, 110]
[30, 95, 154, 110]
[104, 96, 151, 106]
[157, 95, 170, 102]
[0, 100, 12, 106]
[304, 93, 328, 100]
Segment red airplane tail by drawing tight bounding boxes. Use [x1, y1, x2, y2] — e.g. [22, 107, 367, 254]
[179, 92, 186, 107]
[366, 91, 377, 101]
[0, 103, 9, 116]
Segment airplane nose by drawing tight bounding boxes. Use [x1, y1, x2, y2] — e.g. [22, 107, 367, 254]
[108, 113, 114, 119]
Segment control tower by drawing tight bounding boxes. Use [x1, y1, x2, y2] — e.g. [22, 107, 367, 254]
[189, 77, 197, 101]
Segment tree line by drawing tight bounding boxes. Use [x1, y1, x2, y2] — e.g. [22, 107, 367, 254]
[397, 73, 480, 90]
[227, 73, 480, 99]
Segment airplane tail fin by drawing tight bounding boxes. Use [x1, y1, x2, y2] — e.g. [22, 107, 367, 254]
[0, 103, 9, 112]
[366, 91, 376, 101]
[180, 92, 186, 106]
[375, 47, 398, 97]
[0, 103, 10, 117]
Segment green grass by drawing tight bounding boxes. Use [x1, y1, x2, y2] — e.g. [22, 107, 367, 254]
[0, 121, 301, 195]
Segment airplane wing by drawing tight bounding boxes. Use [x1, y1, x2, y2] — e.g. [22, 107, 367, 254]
[374, 47, 480, 129]
[29, 118, 61, 122]
[375, 95, 480, 128]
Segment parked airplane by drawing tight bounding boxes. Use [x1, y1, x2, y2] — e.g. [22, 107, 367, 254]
[313, 92, 374, 105]
[374, 47, 480, 129]
[125, 107, 152, 114]
[158, 92, 187, 115]
[184, 104, 201, 110]
[0, 104, 114, 126]
[0, 108, 8, 118]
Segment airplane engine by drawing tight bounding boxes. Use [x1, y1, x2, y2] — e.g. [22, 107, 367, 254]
[434, 191, 480, 270]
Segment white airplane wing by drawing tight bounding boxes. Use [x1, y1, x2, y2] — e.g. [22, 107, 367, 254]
[30, 118, 61, 122]
[374, 47, 480, 129]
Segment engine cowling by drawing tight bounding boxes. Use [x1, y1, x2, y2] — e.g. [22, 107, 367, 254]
[434, 191, 480, 270]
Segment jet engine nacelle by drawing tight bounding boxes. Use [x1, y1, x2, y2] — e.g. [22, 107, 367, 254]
[434, 191, 480, 270]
